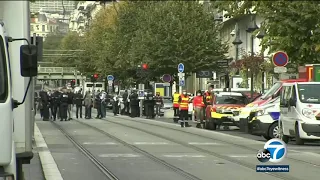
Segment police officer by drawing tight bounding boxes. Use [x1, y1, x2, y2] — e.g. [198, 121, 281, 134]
[178, 90, 191, 127]
[129, 90, 139, 117]
[95, 92, 102, 119]
[145, 92, 155, 119]
[59, 88, 69, 121]
[67, 89, 74, 120]
[51, 89, 61, 121]
[39, 89, 50, 121]
[74, 90, 83, 119]
[172, 92, 180, 123]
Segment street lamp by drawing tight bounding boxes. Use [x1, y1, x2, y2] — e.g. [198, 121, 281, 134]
[231, 22, 243, 89]
[246, 15, 259, 100]
[256, 29, 266, 93]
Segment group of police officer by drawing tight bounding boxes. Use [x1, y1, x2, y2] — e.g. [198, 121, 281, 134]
[172, 87, 213, 128]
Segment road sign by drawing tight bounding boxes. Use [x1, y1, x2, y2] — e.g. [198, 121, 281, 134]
[161, 74, 172, 83]
[107, 75, 114, 81]
[274, 66, 287, 73]
[178, 63, 184, 73]
[196, 71, 213, 78]
[178, 72, 185, 77]
[179, 80, 185, 86]
[273, 51, 289, 67]
[108, 80, 113, 86]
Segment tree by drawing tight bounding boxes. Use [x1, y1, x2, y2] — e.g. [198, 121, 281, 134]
[215, 1, 320, 65]
[112, 1, 228, 81]
[54, 31, 82, 67]
[42, 33, 64, 63]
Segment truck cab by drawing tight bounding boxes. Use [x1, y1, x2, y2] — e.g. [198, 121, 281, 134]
[0, 1, 39, 179]
[280, 82, 320, 145]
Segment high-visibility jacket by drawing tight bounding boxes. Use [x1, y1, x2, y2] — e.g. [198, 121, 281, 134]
[193, 96, 205, 107]
[179, 95, 189, 110]
[205, 92, 212, 104]
[173, 93, 180, 108]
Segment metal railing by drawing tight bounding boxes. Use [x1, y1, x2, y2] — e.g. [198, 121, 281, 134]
[38, 67, 76, 74]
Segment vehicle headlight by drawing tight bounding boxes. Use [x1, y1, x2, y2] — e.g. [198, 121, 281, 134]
[256, 109, 265, 116]
[302, 108, 314, 119]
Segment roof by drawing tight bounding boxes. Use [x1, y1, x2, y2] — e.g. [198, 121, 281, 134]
[216, 92, 244, 97]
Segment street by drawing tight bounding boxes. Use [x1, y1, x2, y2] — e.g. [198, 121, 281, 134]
[35, 112, 320, 180]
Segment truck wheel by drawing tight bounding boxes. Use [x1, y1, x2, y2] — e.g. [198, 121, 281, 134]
[295, 123, 304, 145]
[268, 122, 280, 139]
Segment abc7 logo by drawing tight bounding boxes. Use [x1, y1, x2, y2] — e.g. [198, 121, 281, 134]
[256, 149, 271, 163]
[257, 139, 287, 163]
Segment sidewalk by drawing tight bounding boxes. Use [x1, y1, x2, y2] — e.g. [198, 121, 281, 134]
[22, 147, 45, 180]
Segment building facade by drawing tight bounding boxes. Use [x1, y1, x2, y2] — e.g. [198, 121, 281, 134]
[69, 1, 110, 36]
[30, 13, 59, 40]
[30, 0, 75, 14]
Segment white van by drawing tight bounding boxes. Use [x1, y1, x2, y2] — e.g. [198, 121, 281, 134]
[280, 82, 320, 145]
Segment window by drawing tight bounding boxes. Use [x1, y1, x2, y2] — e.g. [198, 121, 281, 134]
[95, 84, 103, 87]
[215, 95, 247, 105]
[261, 82, 282, 100]
[280, 86, 292, 106]
[297, 84, 320, 104]
[0, 36, 8, 102]
[42, 25, 45, 32]
[30, 25, 34, 31]
[86, 84, 93, 87]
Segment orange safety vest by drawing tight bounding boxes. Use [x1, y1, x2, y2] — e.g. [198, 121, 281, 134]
[205, 92, 212, 104]
[179, 95, 189, 110]
[193, 96, 205, 107]
[173, 93, 180, 108]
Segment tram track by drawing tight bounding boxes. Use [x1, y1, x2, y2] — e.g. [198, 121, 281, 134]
[53, 120, 202, 180]
[51, 121, 119, 180]
[109, 114, 320, 167]
[83, 115, 304, 180]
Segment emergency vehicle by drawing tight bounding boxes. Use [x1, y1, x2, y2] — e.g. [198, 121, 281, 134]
[205, 92, 249, 130]
[280, 81, 320, 145]
[83, 81, 105, 94]
[0, 1, 39, 179]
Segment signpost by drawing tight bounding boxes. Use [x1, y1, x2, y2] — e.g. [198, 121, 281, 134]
[107, 75, 114, 92]
[161, 74, 172, 83]
[177, 63, 185, 94]
[272, 51, 288, 139]
[138, 83, 145, 117]
[272, 51, 289, 67]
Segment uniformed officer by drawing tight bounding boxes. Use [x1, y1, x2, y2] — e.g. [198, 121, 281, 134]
[129, 90, 139, 117]
[74, 90, 83, 119]
[172, 92, 180, 123]
[95, 92, 102, 119]
[178, 90, 191, 127]
[59, 88, 69, 121]
[51, 89, 61, 121]
[145, 92, 155, 119]
[39, 89, 50, 121]
[67, 89, 74, 120]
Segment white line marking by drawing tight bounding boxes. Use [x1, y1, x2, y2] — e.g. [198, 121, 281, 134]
[83, 142, 117, 145]
[133, 142, 168, 145]
[99, 154, 141, 158]
[229, 155, 249, 158]
[163, 154, 205, 158]
[188, 142, 220, 145]
[34, 123, 64, 180]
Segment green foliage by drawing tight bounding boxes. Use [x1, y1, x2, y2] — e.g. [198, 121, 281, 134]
[60, 1, 227, 83]
[43, 33, 64, 63]
[215, 1, 320, 65]
[54, 32, 82, 67]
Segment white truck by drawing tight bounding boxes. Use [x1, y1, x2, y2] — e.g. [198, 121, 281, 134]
[0, 1, 39, 179]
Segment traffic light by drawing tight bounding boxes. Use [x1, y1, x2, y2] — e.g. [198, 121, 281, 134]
[142, 63, 148, 70]
[91, 74, 99, 82]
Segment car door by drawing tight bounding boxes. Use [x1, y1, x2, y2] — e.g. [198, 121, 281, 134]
[279, 85, 292, 135]
[287, 84, 298, 131]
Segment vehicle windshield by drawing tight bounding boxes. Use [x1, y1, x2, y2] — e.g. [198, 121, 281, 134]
[0, 36, 7, 102]
[215, 95, 247, 105]
[260, 82, 282, 100]
[163, 98, 172, 104]
[298, 84, 320, 104]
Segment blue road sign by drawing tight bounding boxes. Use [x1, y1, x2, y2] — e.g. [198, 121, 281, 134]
[178, 63, 184, 73]
[107, 75, 114, 81]
[179, 80, 185, 86]
[273, 51, 289, 67]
